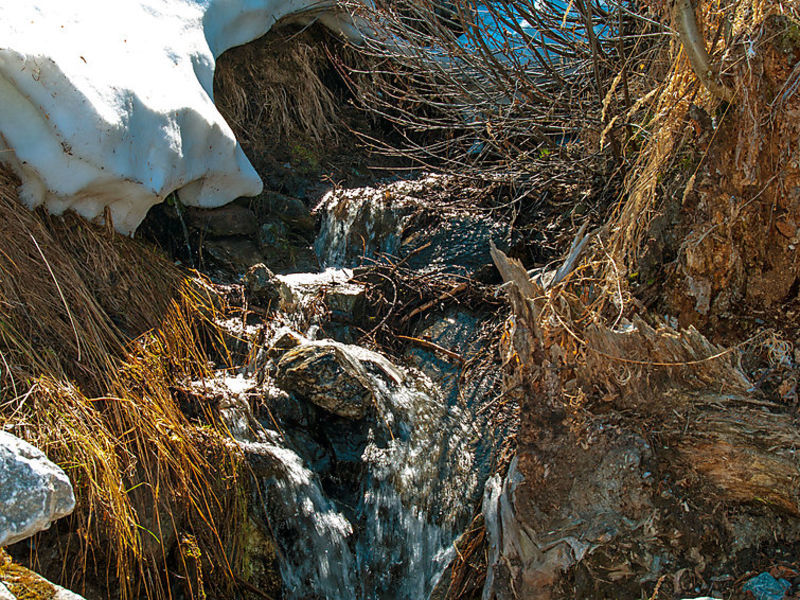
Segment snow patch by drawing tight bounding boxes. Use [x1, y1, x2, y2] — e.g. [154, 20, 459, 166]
[0, 0, 360, 233]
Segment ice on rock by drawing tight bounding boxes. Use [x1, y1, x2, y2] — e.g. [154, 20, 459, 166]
[0, 0, 361, 234]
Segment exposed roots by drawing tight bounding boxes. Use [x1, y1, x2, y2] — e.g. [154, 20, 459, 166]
[486, 245, 800, 599]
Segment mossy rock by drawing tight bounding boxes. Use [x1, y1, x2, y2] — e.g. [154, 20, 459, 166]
[0, 549, 74, 600]
[238, 517, 283, 596]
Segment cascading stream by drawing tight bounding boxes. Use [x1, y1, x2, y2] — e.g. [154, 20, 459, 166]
[260, 441, 358, 599]
[233, 181, 504, 599]
[261, 340, 478, 600]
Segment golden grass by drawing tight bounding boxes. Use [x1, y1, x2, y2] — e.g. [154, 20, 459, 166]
[609, 0, 796, 269]
[214, 24, 342, 149]
[0, 168, 247, 599]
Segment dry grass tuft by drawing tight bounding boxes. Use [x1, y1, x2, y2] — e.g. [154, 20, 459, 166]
[0, 168, 247, 599]
[214, 24, 343, 150]
[610, 0, 797, 268]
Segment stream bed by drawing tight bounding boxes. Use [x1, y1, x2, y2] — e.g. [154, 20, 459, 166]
[202, 180, 511, 599]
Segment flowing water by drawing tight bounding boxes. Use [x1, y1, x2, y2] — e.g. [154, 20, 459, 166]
[234, 186, 502, 599]
[260, 343, 480, 599]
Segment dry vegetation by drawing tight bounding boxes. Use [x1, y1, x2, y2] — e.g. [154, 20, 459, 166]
[214, 26, 343, 148]
[0, 167, 252, 599]
[338, 0, 800, 597]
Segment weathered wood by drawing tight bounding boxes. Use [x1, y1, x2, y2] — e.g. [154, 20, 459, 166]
[485, 246, 800, 600]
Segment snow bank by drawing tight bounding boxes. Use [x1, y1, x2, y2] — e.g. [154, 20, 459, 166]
[0, 0, 361, 234]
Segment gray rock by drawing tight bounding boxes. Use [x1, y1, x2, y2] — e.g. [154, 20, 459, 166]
[52, 585, 86, 599]
[0, 583, 14, 600]
[274, 339, 403, 420]
[323, 283, 366, 324]
[186, 205, 258, 237]
[0, 431, 75, 547]
[243, 264, 294, 311]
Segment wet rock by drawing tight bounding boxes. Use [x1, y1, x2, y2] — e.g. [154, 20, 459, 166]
[323, 283, 366, 324]
[742, 572, 791, 600]
[315, 176, 514, 274]
[252, 218, 321, 273]
[0, 432, 75, 547]
[407, 309, 482, 383]
[251, 191, 315, 236]
[286, 429, 332, 475]
[273, 339, 403, 420]
[268, 393, 307, 427]
[405, 308, 506, 507]
[203, 238, 268, 275]
[276, 246, 321, 275]
[243, 264, 294, 310]
[238, 517, 283, 597]
[185, 205, 258, 237]
[400, 213, 512, 275]
[315, 184, 413, 267]
[268, 329, 304, 357]
[319, 322, 357, 345]
[274, 343, 374, 419]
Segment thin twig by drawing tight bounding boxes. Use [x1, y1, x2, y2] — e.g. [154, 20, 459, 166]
[30, 234, 82, 362]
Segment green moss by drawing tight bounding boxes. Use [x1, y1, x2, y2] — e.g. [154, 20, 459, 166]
[289, 141, 321, 175]
[237, 517, 283, 595]
[779, 18, 800, 53]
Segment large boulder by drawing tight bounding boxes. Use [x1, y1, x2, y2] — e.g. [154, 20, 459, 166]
[275, 343, 374, 419]
[274, 338, 403, 420]
[0, 0, 362, 234]
[0, 432, 75, 547]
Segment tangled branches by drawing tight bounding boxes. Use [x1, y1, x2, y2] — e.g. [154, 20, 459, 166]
[338, 0, 669, 205]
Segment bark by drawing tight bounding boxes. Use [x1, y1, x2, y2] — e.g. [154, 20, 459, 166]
[484, 247, 800, 600]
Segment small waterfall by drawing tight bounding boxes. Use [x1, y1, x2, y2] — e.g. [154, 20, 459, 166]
[314, 176, 451, 268]
[315, 186, 408, 268]
[354, 368, 474, 600]
[258, 339, 482, 599]
[261, 441, 358, 599]
[244, 176, 501, 599]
